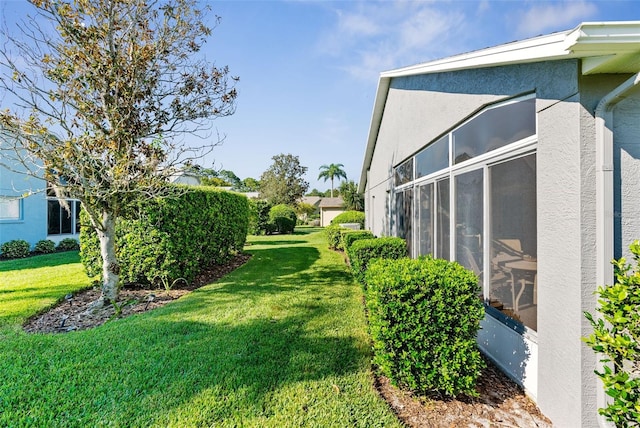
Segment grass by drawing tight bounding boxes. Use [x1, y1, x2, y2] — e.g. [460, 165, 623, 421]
[0, 251, 93, 329]
[0, 228, 401, 427]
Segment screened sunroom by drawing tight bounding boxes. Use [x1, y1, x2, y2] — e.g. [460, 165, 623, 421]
[360, 21, 640, 427]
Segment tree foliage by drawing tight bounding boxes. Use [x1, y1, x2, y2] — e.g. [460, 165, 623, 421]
[318, 163, 347, 198]
[0, 0, 238, 307]
[259, 153, 308, 206]
[340, 180, 364, 211]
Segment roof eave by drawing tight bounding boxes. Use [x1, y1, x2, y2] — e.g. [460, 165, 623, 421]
[359, 21, 640, 193]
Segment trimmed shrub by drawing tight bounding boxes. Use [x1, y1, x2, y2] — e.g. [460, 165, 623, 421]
[349, 237, 407, 285]
[325, 224, 346, 250]
[57, 238, 80, 251]
[342, 230, 375, 252]
[0, 239, 31, 259]
[34, 239, 56, 254]
[80, 186, 249, 286]
[248, 199, 272, 235]
[331, 210, 365, 229]
[365, 256, 485, 398]
[584, 240, 640, 426]
[264, 222, 278, 235]
[269, 204, 297, 234]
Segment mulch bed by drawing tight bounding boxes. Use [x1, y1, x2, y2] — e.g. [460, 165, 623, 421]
[21, 251, 551, 426]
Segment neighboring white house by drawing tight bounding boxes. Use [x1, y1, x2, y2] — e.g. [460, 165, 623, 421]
[359, 21, 640, 427]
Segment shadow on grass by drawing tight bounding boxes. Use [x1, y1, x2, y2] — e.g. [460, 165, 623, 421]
[0, 304, 366, 425]
[246, 240, 304, 247]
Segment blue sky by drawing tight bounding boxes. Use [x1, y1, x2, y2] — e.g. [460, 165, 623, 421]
[3, 1, 640, 190]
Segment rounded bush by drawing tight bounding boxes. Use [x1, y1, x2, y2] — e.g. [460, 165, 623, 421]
[34, 239, 56, 254]
[1, 239, 31, 259]
[57, 238, 80, 251]
[365, 256, 485, 398]
[269, 204, 297, 234]
[330, 210, 365, 229]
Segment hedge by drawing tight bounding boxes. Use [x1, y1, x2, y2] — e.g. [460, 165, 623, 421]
[348, 237, 407, 285]
[365, 256, 485, 398]
[330, 210, 365, 229]
[80, 186, 249, 287]
[341, 230, 374, 252]
[248, 199, 271, 235]
[325, 224, 346, 250]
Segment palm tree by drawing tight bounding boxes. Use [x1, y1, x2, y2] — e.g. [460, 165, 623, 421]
[318, 163, 347, 198]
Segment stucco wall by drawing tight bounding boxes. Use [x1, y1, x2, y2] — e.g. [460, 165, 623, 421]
[320, 207, 344, 227]
[363, 60, 639, 426]
[613, 88, 640, 260]
[0, 162, 47, 249]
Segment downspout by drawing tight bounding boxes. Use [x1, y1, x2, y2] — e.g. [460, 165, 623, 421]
[594, 71, 640, 427]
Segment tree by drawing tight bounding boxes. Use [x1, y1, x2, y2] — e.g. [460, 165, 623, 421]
[259, 154, 308, 205]
[318, 163, 347, 198]
[340, 180, 364, 211]
[240, 177, 260, 192]
[218, 169, 242, 189]
[0, 0, 238, 309]
[296, 202, 317, 222]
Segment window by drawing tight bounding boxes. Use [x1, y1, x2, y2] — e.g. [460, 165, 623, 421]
[395, 188, 413, 255]
[395, 158, 414, 186]
[0, 196, 20, 220]
[436, 179, 450, 260]
[391, 94, 537, 330]
[416, 136, 449, 178]
[489, 155, 537, 330]
[416, 183, 434, 256]
[48, 199, 81, 235]
[455, 170, 484, 278]
[453, 97, 535, 164]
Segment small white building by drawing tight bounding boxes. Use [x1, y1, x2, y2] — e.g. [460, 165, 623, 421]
[359, 22, 640, 427]
[318, 197, 345, 227]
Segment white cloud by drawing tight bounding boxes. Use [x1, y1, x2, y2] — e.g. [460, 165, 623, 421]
[337, 9, 380, 37]
[515, 0, 598, 37]
[319, 1, 467, 81]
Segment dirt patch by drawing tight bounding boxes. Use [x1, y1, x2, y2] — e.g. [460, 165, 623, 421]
[375, 361, 551, 427]
[22, 251, 551, 426]
[23, 253, 252, 334]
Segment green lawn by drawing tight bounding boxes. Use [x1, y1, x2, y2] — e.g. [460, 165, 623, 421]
[0, 228, 401, 427]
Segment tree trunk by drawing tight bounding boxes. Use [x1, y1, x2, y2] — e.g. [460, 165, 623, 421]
[86, 210, 119, 311]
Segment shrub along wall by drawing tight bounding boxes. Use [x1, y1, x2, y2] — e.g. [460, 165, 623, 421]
[365, 256, 485, 398]
[80, 186, 249, 287]
[325, 225, 346, 250]
[341, 230, 375, 253]
[348, 237, 407, 285]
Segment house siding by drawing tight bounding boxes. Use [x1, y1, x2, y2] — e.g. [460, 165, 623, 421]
[0, 161, 48, 249]
[363, 58, 640, 426]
